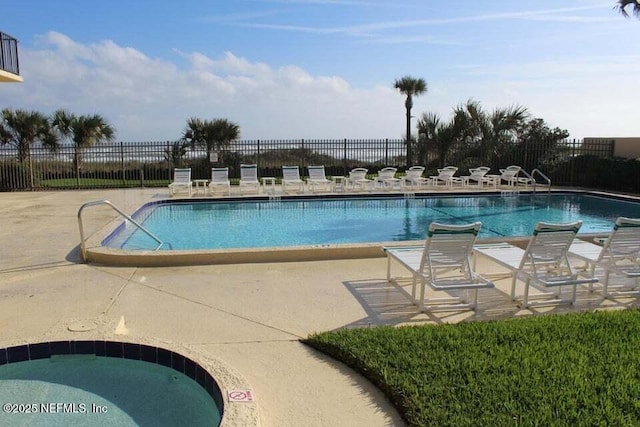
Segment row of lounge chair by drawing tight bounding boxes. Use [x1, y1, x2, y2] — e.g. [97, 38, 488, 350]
[385, 217, 640, 312]
[168, 164, 534, 196]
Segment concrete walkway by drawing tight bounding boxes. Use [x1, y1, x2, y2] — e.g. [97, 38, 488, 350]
[1, 188, 635, 426]
[1, 189, 407, 427]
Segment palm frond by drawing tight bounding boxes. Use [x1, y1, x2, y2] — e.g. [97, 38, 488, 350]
[0, 109, 58, 162]
[394, 76, 428, 96]
[616, 0, 640, 18]
[184, 117, 240, 152]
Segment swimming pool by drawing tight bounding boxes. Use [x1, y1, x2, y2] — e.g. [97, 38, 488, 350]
[103, 193, 640, 251]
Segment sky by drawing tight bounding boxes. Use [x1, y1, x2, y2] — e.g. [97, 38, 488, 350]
[1, 0, 639, 142]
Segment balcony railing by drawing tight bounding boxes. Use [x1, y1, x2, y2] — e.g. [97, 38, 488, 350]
[0, 32, 20, 76]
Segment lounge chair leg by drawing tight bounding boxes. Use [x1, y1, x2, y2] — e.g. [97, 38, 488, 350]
[603, 270, 611, 298]
[412, 276, 417, 303]
[523, 279, 530, 308]
[386, 257, 391, 282]
[418, 276, 425, 310]
[588, 265, 596, 292]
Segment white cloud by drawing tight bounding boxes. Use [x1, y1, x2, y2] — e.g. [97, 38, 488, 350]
[233, 4, 612, 38]
[430, 55, 640, 138]
[3, 32, 406, 141]
[3, 31, 640, 142]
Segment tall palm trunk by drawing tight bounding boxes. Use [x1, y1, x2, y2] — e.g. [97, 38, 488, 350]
[394, 76, 427, 168]
[405, 97, 413, 166]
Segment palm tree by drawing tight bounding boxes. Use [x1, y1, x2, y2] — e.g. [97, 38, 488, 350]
[454, 100, 528, 164]
[616, 0, 640, 18]
[0, 109, 58, 162]
[416, 110, 469, 168]
[0, 109, 58, 188]
[183, 118, 240, 169]
[164, 139, 189, 168]
[52, 110, 115, 172]
[394, 76, 427, 166]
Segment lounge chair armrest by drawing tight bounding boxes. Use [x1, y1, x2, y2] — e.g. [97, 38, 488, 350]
[535, 276, 599, 287]
[429, 279, 495, 290]
[619, 268, 640, 277]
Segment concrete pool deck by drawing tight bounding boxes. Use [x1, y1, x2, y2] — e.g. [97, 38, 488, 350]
[2, 188, 639, 426]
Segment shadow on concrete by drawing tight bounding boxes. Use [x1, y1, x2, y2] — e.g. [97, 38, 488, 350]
[337, 278, 447, 328]
[65, 244, 83, 264]
[337, 276, 640, 329]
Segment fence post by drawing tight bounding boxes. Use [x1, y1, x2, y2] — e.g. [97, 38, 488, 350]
[74, 149, 80, 189]
[256, 139, 260, 168]
[343, 138, 348, 175]
[385, 138, 389, 165]
[28, 154, 34, 190]
[570, 139, 576, 187]
[120, 141, 126, 186]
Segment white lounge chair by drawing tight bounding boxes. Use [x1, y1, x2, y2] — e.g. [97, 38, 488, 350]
[461, 166, 493, 188]
[430, 166, 461, 188]
[374, 167, 401, 191]
[402, 166, 430, 189]
[496, 165, 521, 186]
[208, 167, 231, 196]
[239, 164, 260, 194]
[497, 165, 533, 187]
[168, 168, 193, 197]
[347, 168, 373, 191]
[569, 217, 640, 297]
[307, 165, 332, 193]
[385, 222, 494, 312]
[473, 221, 598, 308]
[282, 165, 305, 193]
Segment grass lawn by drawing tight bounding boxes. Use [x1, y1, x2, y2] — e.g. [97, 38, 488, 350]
[303, 310, 640, 427]
[41, 178, 170, 188]
[41, 178, 246, 188]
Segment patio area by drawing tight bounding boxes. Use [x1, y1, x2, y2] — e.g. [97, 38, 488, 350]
[1, 188, 637, 426]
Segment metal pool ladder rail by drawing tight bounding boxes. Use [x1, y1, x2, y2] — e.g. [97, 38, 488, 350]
[77, 200, 165, 262]
[531, 169, 552, 193]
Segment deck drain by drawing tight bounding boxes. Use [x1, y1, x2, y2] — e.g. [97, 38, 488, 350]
[67, 319, 99, 332]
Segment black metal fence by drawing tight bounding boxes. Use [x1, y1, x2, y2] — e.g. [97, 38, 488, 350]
[0, 32, 20, 76]
[1, 137, 638, 193]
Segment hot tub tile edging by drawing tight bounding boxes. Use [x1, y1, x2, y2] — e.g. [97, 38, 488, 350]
[0, 340, 224, 414]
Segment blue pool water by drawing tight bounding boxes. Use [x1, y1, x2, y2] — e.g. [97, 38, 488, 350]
[103, 193, 640, 251]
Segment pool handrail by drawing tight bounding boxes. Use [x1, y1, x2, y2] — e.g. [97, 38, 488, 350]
[531, 169, 551, 193]
[78, 199, 165, 262]
[512, 168, 540, 193]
